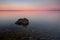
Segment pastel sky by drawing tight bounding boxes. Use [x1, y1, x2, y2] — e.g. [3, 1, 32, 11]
[0, 0, 60, 10]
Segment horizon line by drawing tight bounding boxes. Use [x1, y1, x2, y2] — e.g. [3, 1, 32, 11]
[0, 10, 60, 11]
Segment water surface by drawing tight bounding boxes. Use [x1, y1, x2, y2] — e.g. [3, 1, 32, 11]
[0, 11, 60, 40]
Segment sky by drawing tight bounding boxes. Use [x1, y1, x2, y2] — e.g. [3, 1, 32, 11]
[0, 0, 60, 10]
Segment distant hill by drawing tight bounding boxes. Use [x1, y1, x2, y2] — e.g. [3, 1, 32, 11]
[0, 10, 24, 11]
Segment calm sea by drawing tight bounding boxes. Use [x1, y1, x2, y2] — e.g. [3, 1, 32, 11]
[0, 11, 60, 40]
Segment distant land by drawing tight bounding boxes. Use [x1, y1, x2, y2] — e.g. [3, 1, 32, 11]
[0, 10, 24, 11]
[0, 10, 60, 11]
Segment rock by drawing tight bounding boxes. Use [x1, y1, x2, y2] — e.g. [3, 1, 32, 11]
[15, 18, 29, 25]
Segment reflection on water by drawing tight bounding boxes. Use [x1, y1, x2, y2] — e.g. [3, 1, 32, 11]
[0, 11, 60, 40]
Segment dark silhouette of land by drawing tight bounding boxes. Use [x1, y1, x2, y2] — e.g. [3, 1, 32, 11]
[0, 10, 60, 11]
[0, 10, 24, 11]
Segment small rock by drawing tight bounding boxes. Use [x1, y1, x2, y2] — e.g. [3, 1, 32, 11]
[15, 18, 29, 25]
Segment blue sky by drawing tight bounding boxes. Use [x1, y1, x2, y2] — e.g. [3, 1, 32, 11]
[0, 0, 59, 5]
[0, 0, 60, 10]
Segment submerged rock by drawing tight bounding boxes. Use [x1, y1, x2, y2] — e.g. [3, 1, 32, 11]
[15, 18, 29, 25]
